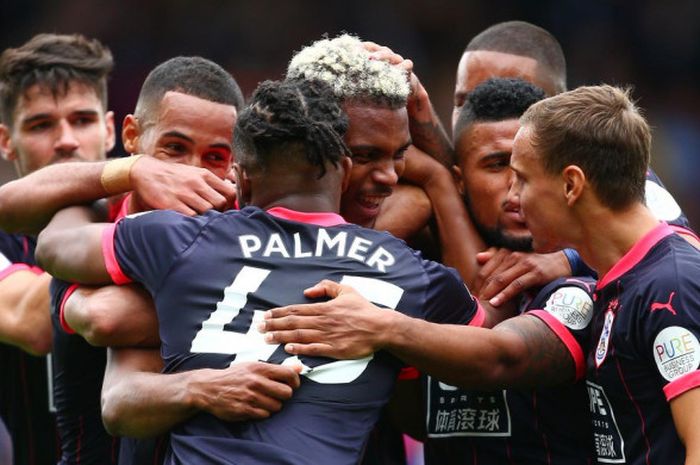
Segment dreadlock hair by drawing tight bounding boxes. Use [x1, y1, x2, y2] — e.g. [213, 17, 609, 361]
[134, 56, 244, 127]
[454, 77, 546, 142]
[286, 34, 410, 109]
[0, 33, 113, 127]
[234, 79, 350, 179]
[467, 21, 567, 94]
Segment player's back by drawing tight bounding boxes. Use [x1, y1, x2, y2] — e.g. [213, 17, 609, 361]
[109, 206, 478, 465]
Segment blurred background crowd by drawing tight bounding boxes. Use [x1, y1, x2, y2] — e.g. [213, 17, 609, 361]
[2, 0, 699, 225]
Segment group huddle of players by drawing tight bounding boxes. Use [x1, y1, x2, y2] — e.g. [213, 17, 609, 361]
[0, 20, 699, 465]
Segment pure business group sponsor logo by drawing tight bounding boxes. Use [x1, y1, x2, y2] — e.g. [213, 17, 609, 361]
[653, 326, 700, 381]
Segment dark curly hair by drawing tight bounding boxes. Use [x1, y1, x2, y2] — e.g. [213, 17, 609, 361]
[454, 78, 546, 140]
[0, 33, 113, 126]
[234, 79, 350, 179]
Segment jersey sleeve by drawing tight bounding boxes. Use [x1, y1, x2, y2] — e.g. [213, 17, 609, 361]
[640, 277, 700, 401]
[0, 232, 42, 281]
[103, 210, 210, 293]
[419, 259, 482, 326]
[645, 169, 692, 230]
[49, 278, 79, 335]
[527, 277, 596, 381]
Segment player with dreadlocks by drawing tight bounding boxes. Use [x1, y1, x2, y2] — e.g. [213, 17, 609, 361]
[36, 78, 482, 465]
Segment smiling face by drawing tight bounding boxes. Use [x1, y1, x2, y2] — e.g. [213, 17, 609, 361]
[508, 125, 570, 253]
[124, 91, 237, 180]
[340, 103, 411, 227]
[0, 81, 114, 176]
[454, 118, 532, 250]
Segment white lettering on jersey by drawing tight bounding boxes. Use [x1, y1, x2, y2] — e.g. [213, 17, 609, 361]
[544, 286, 594, 330]
[653, 326, 700, 381]
[645, 180, 682, 222]
[587, 381, 626, 463]
[238, 229, 396, 272]
[190, 267, 405, 385]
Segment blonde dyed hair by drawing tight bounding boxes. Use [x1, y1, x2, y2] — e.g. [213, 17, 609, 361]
[287, 34, 410, 109]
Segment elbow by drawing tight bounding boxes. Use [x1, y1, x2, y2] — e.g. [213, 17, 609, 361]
[100, 391, 124, 436]
[68, 294, 118, 347]
[34, 229, 59, 275]
[23, 332, 53, 356]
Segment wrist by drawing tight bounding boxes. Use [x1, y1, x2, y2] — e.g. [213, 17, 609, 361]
[100, 155, 143, 195]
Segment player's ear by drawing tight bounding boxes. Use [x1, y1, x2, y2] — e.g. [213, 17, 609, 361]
[452, 165, 465, 195]
[340, 156, 353, 193]
[0, 124, 16, 162]
[121, 114, 140, 154]
[103, 111, 116, 153]
[563, 165, 585, 206]
[233, 162, 251, 206]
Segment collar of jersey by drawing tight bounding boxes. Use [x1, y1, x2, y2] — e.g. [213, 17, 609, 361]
[266, 206, 347, 227]
[597, 221, 673, 289]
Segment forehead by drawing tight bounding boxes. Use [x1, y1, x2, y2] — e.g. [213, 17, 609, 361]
[342, 103, 410, 147]
[149, 91, 237, 136]
[13, 81, 103, 122]
[456, 119, 520, 163]
[510, 125, 540, 171]
[455, 50, 544, 95]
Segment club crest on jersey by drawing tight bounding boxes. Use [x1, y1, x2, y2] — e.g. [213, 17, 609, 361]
[653, 326, 700, 381]
[595, 310, 615, 367]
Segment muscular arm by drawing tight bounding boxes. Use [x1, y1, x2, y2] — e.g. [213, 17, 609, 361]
[0, 156, 236, 235]
[262, 281, 574, 390]
[63, 284, 159, 347]
[35, 206, 111, 284]
[670, 387, 700, 465]
[101, 348, 302, 438]
[0, 270, 53, 355]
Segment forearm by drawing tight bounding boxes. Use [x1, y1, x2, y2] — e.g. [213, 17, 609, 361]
[379, 312, 572, 390]
[101, 348, 197, 437]
[64, 284, 159, 347]
[35, 209, 111, 284]
[424, 168, 484, 286]
[0, 271, 53, 355]
[407, 87, 455, 168]
[0, 161, 109, 234]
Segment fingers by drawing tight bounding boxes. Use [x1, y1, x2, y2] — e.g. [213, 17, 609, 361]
[283, 342, 336, 358]
[302, 279, 348, 299]
[263, 328, 326, 345]
[474, 248, 509, 294]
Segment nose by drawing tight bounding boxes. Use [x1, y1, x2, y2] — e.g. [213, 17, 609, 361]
[372, 159, 399, 187]
[505, 173, 520, 208]
[54, 120, 79, 153]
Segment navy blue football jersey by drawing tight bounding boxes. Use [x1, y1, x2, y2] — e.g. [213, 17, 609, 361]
[538, 223, 700, 464]
[50, 278, 118, 465]
[645, 169, 694, 233]
[103, 206, 479, 465]
[0, 230, 58, 465]
[424, 276, 596, 465]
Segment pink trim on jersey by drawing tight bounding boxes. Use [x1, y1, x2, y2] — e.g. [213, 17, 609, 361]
[529, 309, 586, 380]
[670, 224, 700, 243]
[0, 263, 43, 281]
[597, 222, 673, 289]
[266, 207, 347, 227]
[101, 223, 132, 285]
[398, 367, 420, 380]
[58, 283, 80, 334]
[113, 192, 132, 221]
[664, 370, 700, 401]
[468, 300, 486, 328]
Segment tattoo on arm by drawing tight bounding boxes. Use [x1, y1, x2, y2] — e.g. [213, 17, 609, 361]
[497, 315, 576, 388]
[409, 111, 454, 168]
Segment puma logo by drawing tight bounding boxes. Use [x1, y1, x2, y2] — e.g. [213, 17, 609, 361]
[650, 292, 677, 315]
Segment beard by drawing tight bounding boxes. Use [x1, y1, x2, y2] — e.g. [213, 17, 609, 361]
[463, 194, 533, 252]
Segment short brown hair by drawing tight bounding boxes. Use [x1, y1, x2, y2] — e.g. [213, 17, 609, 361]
[521, 85, 650, 210]
[0, 33, 113, 126]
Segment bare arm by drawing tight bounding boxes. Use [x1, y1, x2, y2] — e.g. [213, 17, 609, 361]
[364, 42, 454, 167]
[670, 387, 700, 465]
[0, 156, 236, 235]
[101, 348, 302, 438]
[0, 270, 53, 355]
[35, 206, 111, 284]
[262, 280, 574, 390]
[374, 183, 432, 240]
[63, 284, 159, 347]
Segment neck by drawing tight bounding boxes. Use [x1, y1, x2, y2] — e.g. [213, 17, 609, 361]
[574, 202, 659, 278]
[251, 192, 340, 215]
